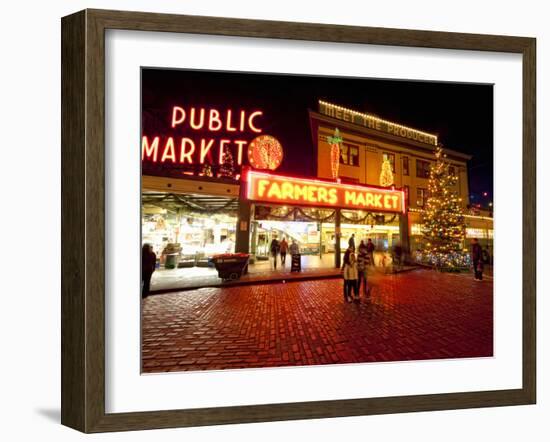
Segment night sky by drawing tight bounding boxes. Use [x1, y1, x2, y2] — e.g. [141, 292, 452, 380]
[142, 68, 493, 206]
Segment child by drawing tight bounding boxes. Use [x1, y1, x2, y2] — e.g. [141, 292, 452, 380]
[343, 252, 359, 303]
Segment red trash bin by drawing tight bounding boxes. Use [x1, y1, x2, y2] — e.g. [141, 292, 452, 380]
[211, 253, 250, 281]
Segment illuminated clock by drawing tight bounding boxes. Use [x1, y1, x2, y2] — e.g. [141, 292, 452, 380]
[247, 135, 283, 170]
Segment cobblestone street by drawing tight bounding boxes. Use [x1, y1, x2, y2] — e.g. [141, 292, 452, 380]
[141, 269, 493, 373]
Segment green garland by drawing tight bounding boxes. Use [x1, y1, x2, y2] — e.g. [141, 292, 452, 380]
[142, 193, 238, 214]
[254, 206, 398, 225]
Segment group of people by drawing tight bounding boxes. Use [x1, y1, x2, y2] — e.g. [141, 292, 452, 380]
[269, 236, 300, 269]
[341, 236, 375, 303]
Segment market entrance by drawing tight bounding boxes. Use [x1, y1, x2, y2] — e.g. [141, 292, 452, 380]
[241, 170, 407, 269]
[250, 204, 403, 270]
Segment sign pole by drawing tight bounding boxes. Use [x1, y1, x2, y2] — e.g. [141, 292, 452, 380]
[335, 209, 342, 268]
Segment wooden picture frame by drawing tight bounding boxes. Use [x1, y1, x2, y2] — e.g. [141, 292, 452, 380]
[61, 9, 536, 433]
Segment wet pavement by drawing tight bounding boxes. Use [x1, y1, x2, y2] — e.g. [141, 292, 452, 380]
[150, 252, 407, 292]
[142, 269, 493, 373]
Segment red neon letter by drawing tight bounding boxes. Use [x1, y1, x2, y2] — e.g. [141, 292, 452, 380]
[248, 111, 263, 133]
[234, 140, 247, 165]
[161, 137, 176, 163]
[171, 106, 186, 128]
[209, 109, 222, 131]
[226, 110, 237, 132]
[189, 108, 205, 130]
[141, 136, 160, 162]
[239, 110, 246, 131]
[199, 139, 214, 163]
[180, 138, 195, 164]
[218, 139, 231, 164]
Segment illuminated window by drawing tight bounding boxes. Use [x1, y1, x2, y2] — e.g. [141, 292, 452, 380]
[411, 223, 423, 235]
[416, 188, 427, 207]
[403, 156, 409, 175]
[383, 152, 395, 172]
[416, 159, 431, 178]
[466, 228, 494, 239]
[340, 143, 359, 166]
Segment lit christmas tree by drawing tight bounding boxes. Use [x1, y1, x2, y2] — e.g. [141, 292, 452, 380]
[379, 158, 394, 187]
[421, 145, 466, 268]
[200, 163, 213, 177]
[218, 148, 235, 178]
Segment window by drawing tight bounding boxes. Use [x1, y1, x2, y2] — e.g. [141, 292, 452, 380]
[416, 188, 427, 207]
[402, 156, 409, 175]
[404, 185, 410, 206]
[340, 143, 359, 166]
[383, 152, 395, 172]
[416, 159, 431, 178]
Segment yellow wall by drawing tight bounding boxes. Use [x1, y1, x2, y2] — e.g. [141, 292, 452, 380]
[317, 124, 470, 210]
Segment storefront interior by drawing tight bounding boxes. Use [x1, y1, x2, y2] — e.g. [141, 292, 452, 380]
[251, 204, 402, 266]
[142, 192, 238, 269]
[142, 193, 403, 279]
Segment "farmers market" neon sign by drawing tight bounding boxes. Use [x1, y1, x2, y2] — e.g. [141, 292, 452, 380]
[245, 170, 405, 213]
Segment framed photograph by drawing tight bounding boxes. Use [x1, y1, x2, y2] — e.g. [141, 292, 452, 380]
[61, 9, 536, 433]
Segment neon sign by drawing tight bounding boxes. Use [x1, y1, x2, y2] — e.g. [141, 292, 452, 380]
[142, 106, 266, 169]
[247, 135, 284, 171]
[246, 170, 405, 213]
[319, 100, 438, 146]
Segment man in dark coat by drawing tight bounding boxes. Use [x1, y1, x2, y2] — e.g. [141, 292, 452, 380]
[270, 238, 280, 269]
[471, 238, 483, 281]
[348, 233, 356, 251]
[366, 238, 375, 266]
[142, 243, 157, 298]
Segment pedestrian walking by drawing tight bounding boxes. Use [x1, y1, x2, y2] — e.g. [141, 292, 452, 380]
[280, 237, 288, 266]
[392, 243, 403, 271]
[471, 238, 483, 281]
[366, 238, 375, 266]
[348, 233, 356, 251]
[270, 237, 280, 270]
[357, 241, 371, 298]
[342, 250, 359, 303]
[141, 243, 157, 298]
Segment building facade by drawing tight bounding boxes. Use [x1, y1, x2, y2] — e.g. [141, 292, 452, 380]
[141, 100, 493, 270]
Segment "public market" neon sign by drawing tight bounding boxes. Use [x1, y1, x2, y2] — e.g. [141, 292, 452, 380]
[142, 106, 264, 166]
[246, 170, 405, 213]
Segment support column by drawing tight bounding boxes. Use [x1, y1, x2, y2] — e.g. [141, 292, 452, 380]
[335, 209, 342, 268]
[235, 200, 251, 254]
[319, 222, 323, 259]
[399, 211, 411, 263]
[250, 220, 258, 258]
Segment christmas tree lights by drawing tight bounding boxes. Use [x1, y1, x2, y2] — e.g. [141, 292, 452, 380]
[379, 158, 394, 187]
[218, 148, 235, 178]
[421, 145, 466, 269]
